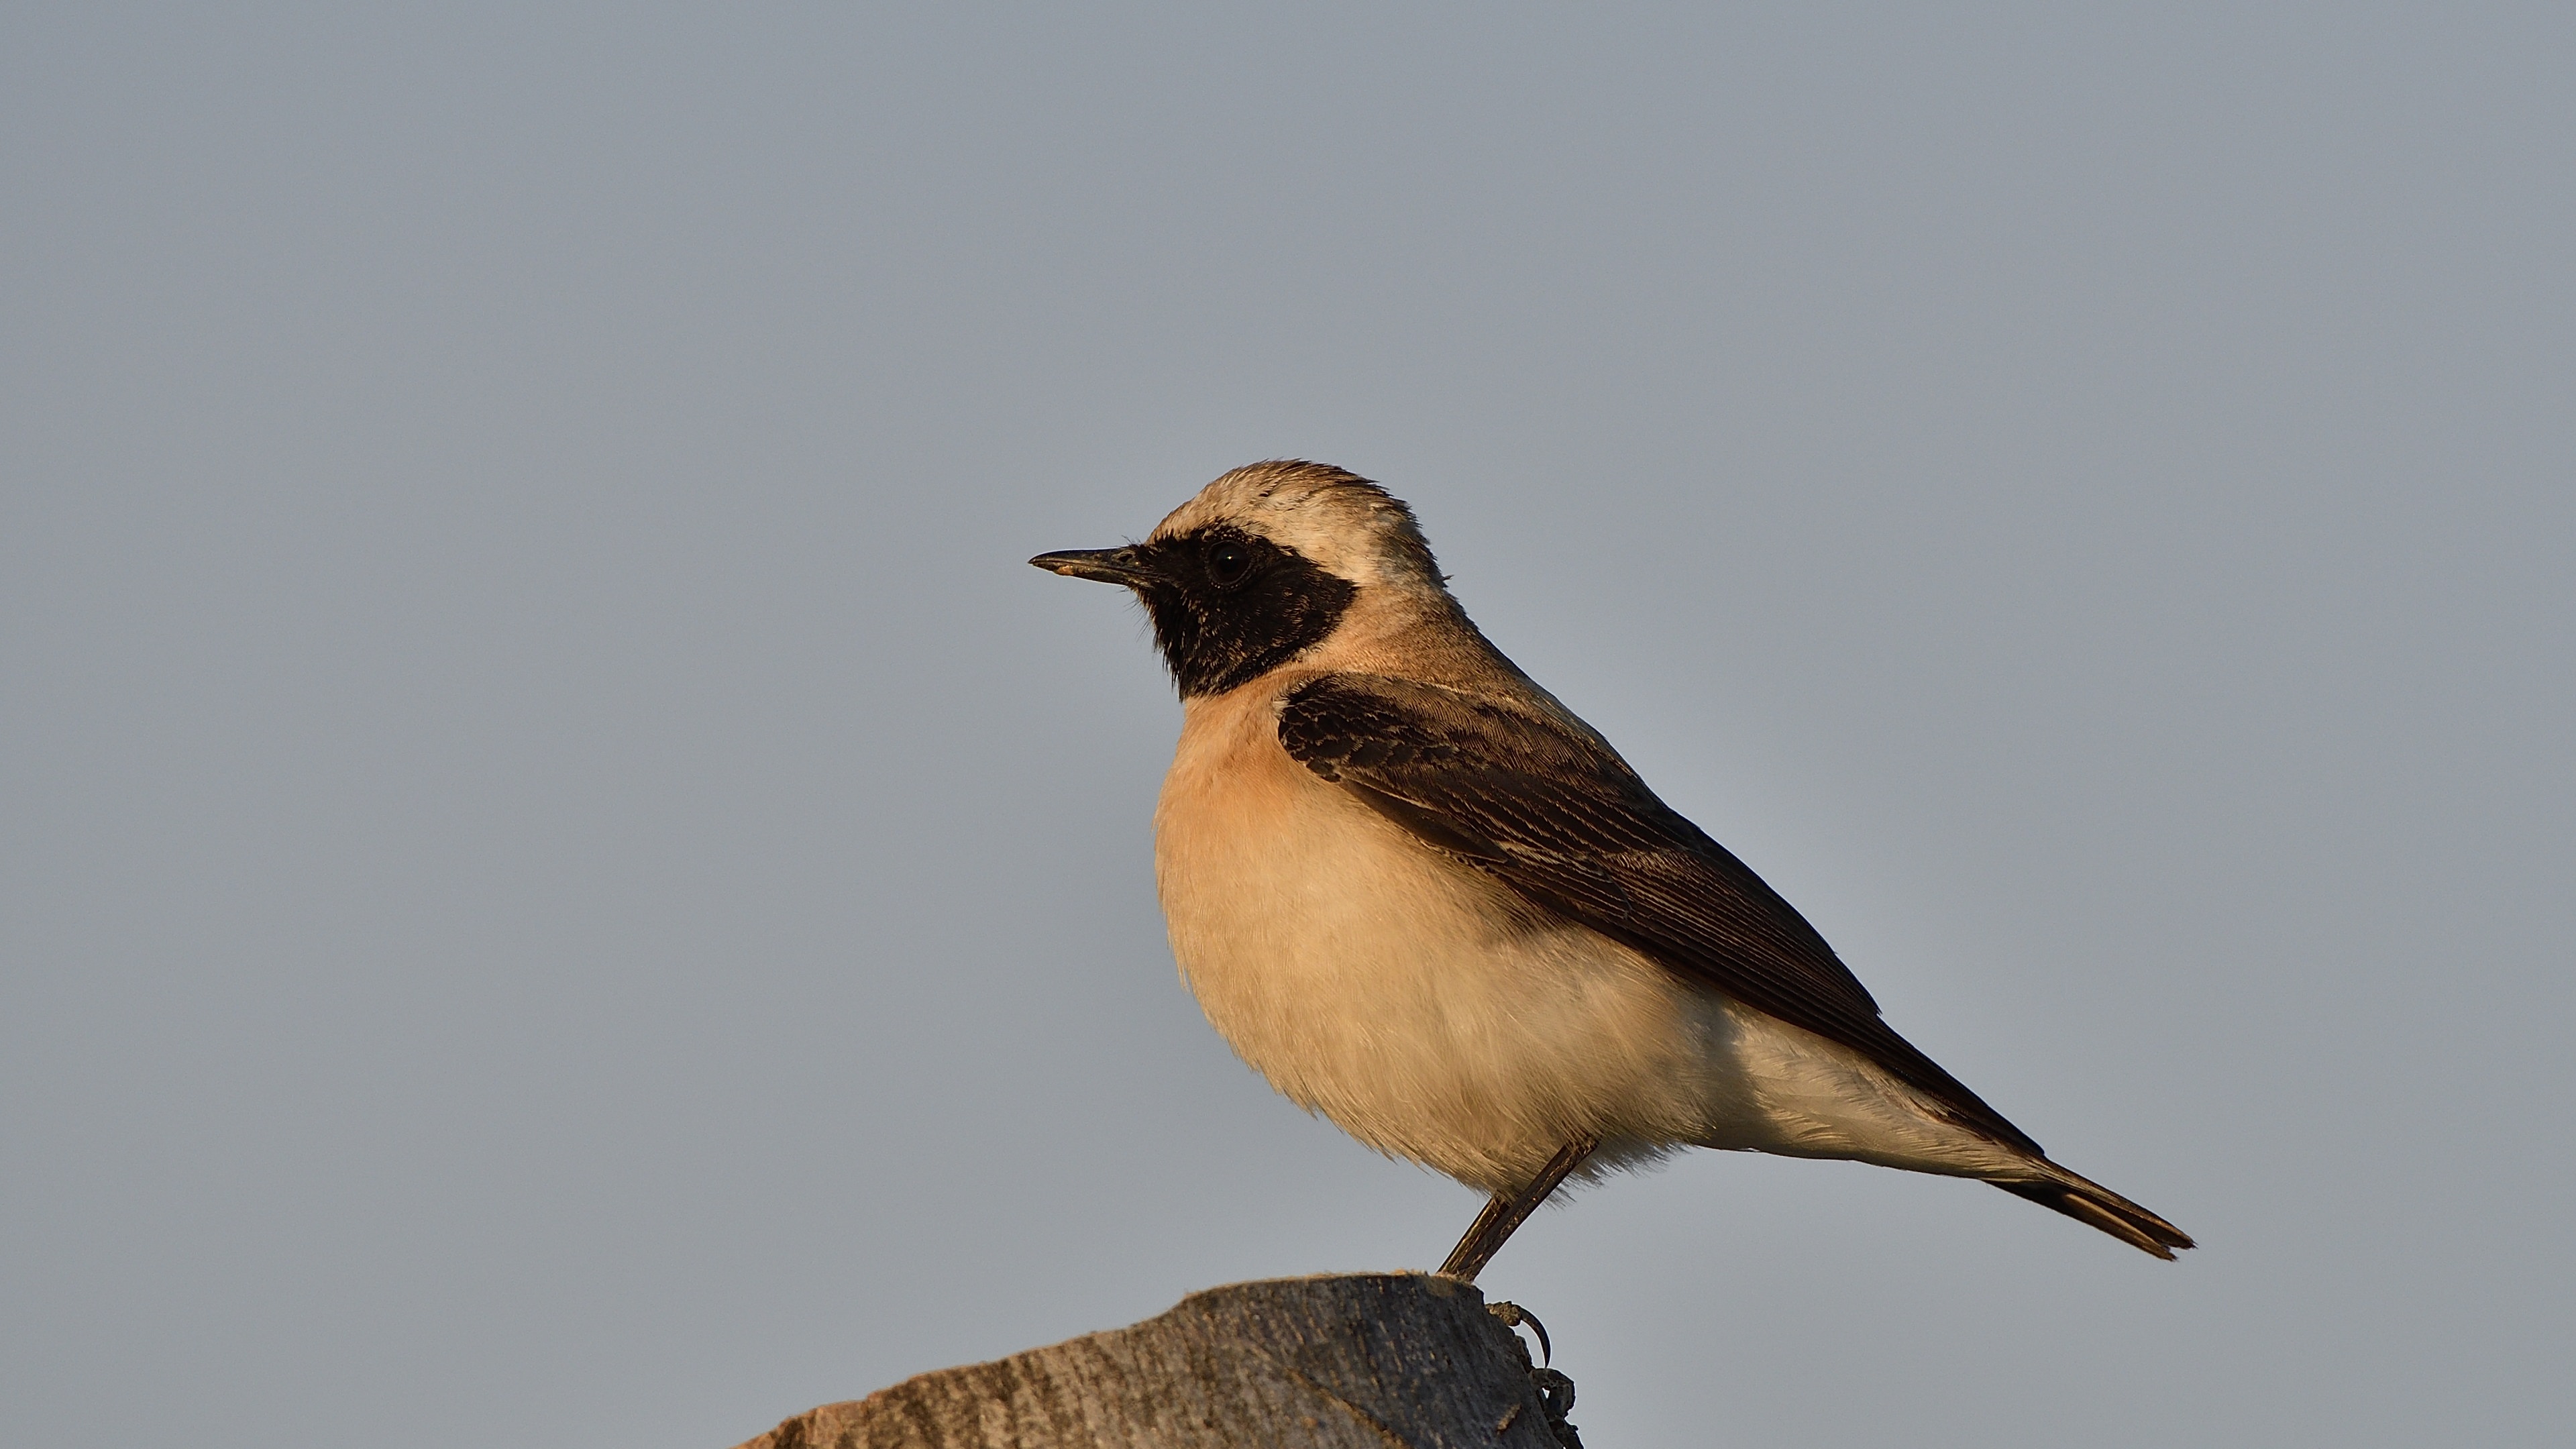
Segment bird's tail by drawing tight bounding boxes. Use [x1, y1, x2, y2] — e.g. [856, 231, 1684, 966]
[1990, 1162, 2194, 1260]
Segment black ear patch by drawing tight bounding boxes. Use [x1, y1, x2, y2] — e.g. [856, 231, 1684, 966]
[1134, 527, 1356, 697]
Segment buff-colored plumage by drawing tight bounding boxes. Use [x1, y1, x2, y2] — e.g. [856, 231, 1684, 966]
[1039, 461, 2192, 1263]
[1148, 484, 2029, 1195]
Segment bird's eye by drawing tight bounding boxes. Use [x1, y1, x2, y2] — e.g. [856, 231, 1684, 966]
[1206, 541, 1254, 588]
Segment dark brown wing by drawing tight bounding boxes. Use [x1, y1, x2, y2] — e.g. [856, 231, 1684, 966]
[1278, 672, 2041, 1155]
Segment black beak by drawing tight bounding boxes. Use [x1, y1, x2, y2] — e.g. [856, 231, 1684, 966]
[1030, 547, 1158, 587]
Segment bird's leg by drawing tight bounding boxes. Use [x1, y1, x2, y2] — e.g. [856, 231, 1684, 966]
[1437, 1134, 1599, 1283]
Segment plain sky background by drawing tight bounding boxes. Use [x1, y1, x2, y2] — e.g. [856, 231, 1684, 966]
[5, 5, 2571, 1446]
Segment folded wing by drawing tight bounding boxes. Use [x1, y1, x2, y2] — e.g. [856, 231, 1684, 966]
[1277, 672, 2042, 1155]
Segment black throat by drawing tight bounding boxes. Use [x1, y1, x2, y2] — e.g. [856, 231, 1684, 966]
[1134, 527, 1357, 698]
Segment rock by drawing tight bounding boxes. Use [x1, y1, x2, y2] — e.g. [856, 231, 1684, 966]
[734, 1272, 1581, 1448]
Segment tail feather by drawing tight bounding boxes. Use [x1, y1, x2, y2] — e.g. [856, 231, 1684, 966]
[1991, 1166, 2194, 1260]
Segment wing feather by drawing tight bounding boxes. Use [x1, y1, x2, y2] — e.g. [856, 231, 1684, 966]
[1277, 672, 2040, 1154]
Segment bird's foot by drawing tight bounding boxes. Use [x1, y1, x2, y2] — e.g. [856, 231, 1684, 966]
[1488, 1302, 1580, 1446]
[1488, 1300, 1553, 1364]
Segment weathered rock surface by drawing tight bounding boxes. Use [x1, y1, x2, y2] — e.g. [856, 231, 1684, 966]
[733, 1273, 1580, 1448]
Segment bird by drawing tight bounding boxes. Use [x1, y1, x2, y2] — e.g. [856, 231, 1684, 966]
[1032, 460, 2191, 1281]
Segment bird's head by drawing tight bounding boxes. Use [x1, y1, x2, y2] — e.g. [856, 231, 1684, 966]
[1032, 460, 1448, 698]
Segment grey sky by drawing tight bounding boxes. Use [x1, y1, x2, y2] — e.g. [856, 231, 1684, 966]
[5, 5, 2571, 1446]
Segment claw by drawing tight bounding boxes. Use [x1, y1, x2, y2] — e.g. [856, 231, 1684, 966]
[1488, 1300, 1553, 1364]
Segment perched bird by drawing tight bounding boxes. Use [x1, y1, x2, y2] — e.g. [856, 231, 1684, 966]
[1034, 460, 2191, 1280]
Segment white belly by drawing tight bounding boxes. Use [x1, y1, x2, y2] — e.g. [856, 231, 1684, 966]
[1151, 688, 2022, 1194]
